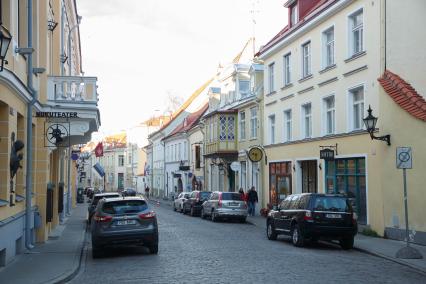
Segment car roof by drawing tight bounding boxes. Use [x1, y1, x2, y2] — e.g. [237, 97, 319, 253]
[102, 196, 147, 202]
[94, 192, 120, 197]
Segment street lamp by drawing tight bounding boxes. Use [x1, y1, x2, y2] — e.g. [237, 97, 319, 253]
[363, 105, 391, 146]
[0, 26, 12, 71]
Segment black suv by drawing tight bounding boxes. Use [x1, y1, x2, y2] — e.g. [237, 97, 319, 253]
[266, 193, 357, 249]
[182, 191, 211, 216]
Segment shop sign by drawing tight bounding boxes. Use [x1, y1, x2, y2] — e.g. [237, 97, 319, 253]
[173, 173, 181, 178]
[248, 147, 263, 162]
[36, 112, 78, 118]
[179, 165, 190, 171]
[320, 148, 334, 161]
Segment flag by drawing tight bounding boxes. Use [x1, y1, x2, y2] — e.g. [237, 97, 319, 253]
[93, 162, 105, 177]
[94, 142, 103, 157]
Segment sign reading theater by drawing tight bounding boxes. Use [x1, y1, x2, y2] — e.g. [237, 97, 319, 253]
[36, 112, 78, 118]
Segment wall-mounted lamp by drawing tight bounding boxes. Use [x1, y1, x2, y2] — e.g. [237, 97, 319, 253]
[0, 26, 12, 72]
[60, 53, 68, 63]
[47, 19, 58, 31]
[318, 163, 322, 170]
[363, 105, 391, 146]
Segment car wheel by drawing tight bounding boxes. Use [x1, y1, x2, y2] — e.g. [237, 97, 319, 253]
[182, 205, 187, 214]
[239, 217, 246, 223]
[267, 220, 277, 240]
[173, 204, 177, 211]
[339, 236, 354, 250]
[190, 206, 195, 217]
[211, 211, 218, 222]
[148, 243, 159, 254]
[201, 208, 206, 219]
[180, 205, 184, 213]
[291, 224, 305, 247]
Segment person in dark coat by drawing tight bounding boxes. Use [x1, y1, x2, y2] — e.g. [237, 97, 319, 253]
[247, 186, 258, 216]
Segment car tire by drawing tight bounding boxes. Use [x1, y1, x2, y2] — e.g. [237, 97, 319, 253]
[190, 207, 195, 217]
[148, 243, 159, 254]
[201, 208, 206, 219]
[239, 217, 246, 223]
[182, 205, 187, 215]
[267, 220, 277, 240]
[291, 224, 305, 247]
[92, 242, 102, 258]
[211, 211, 218, 222]
[340, 236, 354, 250]
[180, 205, 184, 213]
[173, 204, 177, 211]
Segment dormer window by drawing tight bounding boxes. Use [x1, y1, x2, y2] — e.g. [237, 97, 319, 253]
[290, 4, 298, 27]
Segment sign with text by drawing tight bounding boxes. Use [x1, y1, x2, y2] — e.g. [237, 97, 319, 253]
[396, 147, 412, 169]
[320, 148, 334, 161]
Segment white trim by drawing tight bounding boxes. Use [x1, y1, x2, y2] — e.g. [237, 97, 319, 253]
[259, 0, 354, 60]
[321, 93, 336, 136]
[320, 24, 335, 69]
[300, 40, 312, 79]
[282, 52, 292, 86]
[346, 82, 366, 132]
[300, 102, 313, 139]
[283, 108, 292, 142]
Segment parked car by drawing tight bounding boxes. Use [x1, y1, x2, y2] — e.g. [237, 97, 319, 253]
[173, 192, 191, 213]
[88, 192, 120, 223]
[90, 196, 158, 258]
[266, 193, 358, 249]
[201, 191, 247, 223]
[182, 191, 211, 216]
[122, 188, 137, 197]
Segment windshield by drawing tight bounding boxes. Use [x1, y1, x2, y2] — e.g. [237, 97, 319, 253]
[313, 196, 350, 212]
[221, 193, 243, 201]
[102, 200, 148, 214]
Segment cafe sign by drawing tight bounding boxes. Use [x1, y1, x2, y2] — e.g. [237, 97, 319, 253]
[320, 148, 335, 161]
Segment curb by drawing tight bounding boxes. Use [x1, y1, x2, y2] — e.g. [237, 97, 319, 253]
[354, 246, 426, 276]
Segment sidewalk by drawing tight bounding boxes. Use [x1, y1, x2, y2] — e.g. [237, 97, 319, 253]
[246, 215, 426, 274]
[0, 203, 87, 284]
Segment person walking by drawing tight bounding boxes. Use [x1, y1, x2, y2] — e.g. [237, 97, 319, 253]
[145, 186, 150, 199]
[247, 186, 258, 216]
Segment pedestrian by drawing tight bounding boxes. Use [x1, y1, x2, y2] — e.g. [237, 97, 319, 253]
[247, 186, 258, 216]
[238, 187, 245, 201]
[145, 186, 150, 199]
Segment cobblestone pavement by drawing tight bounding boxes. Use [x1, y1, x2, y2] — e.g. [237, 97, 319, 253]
[71, 204, 425, 284]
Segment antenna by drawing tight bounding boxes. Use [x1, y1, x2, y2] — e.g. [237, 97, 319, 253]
[250, 0, 260, 56]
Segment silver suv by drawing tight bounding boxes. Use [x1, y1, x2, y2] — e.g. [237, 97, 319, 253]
[201, 191, 247, 222]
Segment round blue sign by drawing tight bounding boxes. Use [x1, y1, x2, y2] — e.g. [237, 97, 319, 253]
[71, 153, 79, 160]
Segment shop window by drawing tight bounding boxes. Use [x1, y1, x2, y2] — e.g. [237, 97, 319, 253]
[269, 162, 292, 206]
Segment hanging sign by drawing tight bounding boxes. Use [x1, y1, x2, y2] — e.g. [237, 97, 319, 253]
[320, 148, 335, 161]
[248, 147, 263, 162]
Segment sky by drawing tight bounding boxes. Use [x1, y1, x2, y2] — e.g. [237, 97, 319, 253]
[77, 0, 288, 137]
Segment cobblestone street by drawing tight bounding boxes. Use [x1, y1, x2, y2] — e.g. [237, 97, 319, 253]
[71, 203, 425, 284]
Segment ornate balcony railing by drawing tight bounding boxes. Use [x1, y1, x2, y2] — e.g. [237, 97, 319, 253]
[47, 76, 98, 104]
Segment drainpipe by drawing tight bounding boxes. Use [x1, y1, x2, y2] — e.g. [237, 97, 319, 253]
[25, 0, 35, 250]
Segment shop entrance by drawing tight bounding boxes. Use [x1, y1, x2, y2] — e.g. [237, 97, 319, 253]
[300, 160, 317, 193]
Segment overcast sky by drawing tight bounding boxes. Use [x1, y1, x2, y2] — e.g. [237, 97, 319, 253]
[77, 0, 288, 136]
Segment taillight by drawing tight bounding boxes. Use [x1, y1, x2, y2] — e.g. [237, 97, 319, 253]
[94, 215, 112, 222]
[139, 211, 156, 219]
[304, 210, 313, 221]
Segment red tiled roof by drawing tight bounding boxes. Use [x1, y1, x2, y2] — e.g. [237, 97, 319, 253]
[378, 70, 426, 121]
[257, 0, 335, 57]
[164, 103, 209, 139]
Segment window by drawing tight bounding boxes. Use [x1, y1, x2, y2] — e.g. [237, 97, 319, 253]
[283, 53, 291, 85]
[284, 109, 292, 142]
[183, 141, 187, 160]
[302, 42, 311, 78]
[349, 86, 364, 130]
[250, 107, 258, 138]
[118, 155, 124, 167]
[302, 104, 312, 138]
[324, 96, 335, 135]
[219, 115, 227, 140]
[323, 27, 334, 67]
[268, 115, 275, 144]
[349, 9, 364, 56]
[241, 161, 247, 190]
[290, 4, 298, 27]
[227, 116, 235, 140]
[239, 80, 250, 97]
[195, 145, 201, 169]
[239, 111, 246, 140]
[268, 62, 275, 93]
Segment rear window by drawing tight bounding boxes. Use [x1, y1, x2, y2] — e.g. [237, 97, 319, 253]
[102, 200, 148, 214]
[313, 197, 350, 212]
[200, 192, 211, 199]
[221, 193, 243, 201]
[92, 194, 119, 205]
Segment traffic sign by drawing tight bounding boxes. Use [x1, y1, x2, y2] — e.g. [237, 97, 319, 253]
[396, 147, 412, 169]
[230, 161, 241, 172]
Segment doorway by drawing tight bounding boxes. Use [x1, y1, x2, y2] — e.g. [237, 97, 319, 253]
[300, 160, 317, 193]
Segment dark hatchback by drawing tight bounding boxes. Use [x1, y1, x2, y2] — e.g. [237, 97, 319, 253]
[87, 192, 120, 223]
[266, 193, 357, 249]
[182, 191, 211, 216]
[90, 196, 158, 258]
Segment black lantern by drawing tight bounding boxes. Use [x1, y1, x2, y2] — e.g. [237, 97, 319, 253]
[47, 19, 58, 31]
[0, 26, 12, 72]
[363, 105, 391, 146]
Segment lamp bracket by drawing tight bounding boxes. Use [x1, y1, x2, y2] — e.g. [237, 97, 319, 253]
[15, 47, 34, 55]
[370, 133, 391, 146]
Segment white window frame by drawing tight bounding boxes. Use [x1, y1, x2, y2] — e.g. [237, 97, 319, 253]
[283, 109, 292, 142]
[301, 41, 311, 78]
[301, 103, 312, 139]
[290, 4, 298, 27]
[283, 53, 291, 86]
[239, 80, 250, 98]
[347, 85, 365, 131]
[322, 95, 336, 135]
[322, 26, 335, 68]
[268, 114, 276, 144]
[348, 8, 364, 57]
[268, 62, 275, 93]
[239, 111, 246, 141]
[250, 107, 258, 139]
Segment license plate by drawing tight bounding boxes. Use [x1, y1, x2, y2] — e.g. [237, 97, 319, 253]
[325, 214, 342, 219]
[229, 202, 239, 206]
[116, 220, 136, 226]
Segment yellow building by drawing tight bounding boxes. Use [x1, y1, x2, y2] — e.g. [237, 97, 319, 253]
[0, 0, 100, 266]
[258, 0, 426, 244]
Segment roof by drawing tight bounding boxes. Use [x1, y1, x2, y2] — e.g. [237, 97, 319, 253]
[163, 103, 209, 140]
[378, 70, 426, 121]
[257, 0, 335, 57]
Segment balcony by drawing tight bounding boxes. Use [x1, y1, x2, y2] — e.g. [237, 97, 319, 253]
[44, 76, 101, 145]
